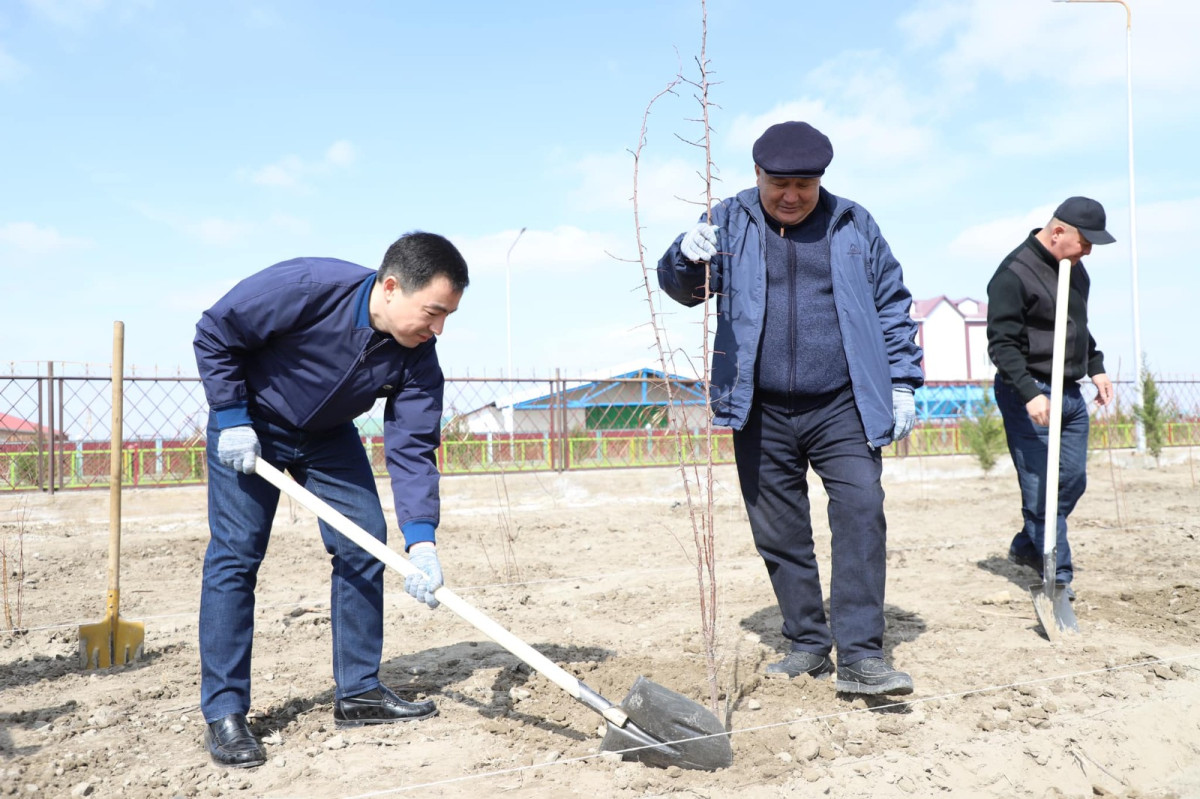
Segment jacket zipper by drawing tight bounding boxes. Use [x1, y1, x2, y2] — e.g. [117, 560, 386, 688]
[785, 230, 796, 400]
[360, 336, 391, 365]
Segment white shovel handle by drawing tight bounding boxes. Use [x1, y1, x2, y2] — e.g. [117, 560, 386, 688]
[252, 458, 626, 725]
[1042, 259, 1072, 560]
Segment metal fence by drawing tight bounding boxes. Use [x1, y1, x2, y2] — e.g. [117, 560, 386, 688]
[3, 366, 1198, 493]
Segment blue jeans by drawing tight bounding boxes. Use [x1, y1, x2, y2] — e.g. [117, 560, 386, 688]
[732, 386, 887, 666]
[994, 376, 1089, 585]
[200, 416, 388, 722]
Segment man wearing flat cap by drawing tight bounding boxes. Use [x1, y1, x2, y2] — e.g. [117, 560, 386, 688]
[986, 197, 1116, 598]
[658, 120, 924, 695]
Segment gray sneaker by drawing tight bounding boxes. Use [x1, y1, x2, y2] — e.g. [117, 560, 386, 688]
[835, 657, 914, 695]
[766, 651, 834, 679]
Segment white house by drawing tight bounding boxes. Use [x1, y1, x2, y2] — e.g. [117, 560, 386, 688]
[910, 297, 991, 382]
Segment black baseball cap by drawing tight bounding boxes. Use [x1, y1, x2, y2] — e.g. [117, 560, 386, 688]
[1054, 196, 1115, 245]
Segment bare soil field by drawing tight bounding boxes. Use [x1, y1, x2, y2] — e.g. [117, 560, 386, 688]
[2, 450, 1199, 798]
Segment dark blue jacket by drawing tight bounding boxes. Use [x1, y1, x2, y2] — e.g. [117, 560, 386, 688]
[658, 187, 924, 446]
[194, 257, 443, 546]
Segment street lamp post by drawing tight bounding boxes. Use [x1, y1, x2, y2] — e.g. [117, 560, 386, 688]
[1053, 0, 1145, 452]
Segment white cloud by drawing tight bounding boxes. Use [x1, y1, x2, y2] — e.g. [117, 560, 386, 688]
[242, 140, 357, 192]
[900, 0, 1121, 92]
[566, 151, 714, 229]
[136, 205, 254, 246]
[730, 97, 935, 168]
[23, 0, 155, 28]
[900, 0, 1200, 99]
[189, 217, 253, 246]
[23, 0, 109, 29]
[0, 221, 91, 254]
[0, 44, 27, 82]
[973, 104, 1119, 159]
[454, 226, 625, 277]
[1135, 196, 1200, 237]
[267, 213, 310, 236]
[944, 189, 1193, 265]
[249, 157, 306, 190]
[325, 140, 356, 167]
[946, 204, 1056, 261]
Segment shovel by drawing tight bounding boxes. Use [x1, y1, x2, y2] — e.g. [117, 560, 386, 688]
[252, 458, 732, 771]
[80, 321, 145, 668]
[1029, 259, 1080, 641]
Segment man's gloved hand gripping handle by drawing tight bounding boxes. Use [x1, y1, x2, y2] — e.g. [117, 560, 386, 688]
[217, 426, 260, 474]
[405, 542, 443, 609]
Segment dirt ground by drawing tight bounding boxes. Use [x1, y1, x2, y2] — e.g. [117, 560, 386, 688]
[2, 449, 1199, 798]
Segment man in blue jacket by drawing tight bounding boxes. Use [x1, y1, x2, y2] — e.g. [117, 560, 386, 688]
[193, 231, 468, 767]
[659, 122, 923, 695]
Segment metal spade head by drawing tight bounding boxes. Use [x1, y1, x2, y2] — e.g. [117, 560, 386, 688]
[79, 612, 145, 669]
[599, 676, 732, 771]
[1030, 579, 1078, 641]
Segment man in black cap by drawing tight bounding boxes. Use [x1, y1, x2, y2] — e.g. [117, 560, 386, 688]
[658, 121, 924, 695]
[986, 197, 1116, 597]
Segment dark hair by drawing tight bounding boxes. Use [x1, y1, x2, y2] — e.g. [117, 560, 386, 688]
[378, 232, 470, 294]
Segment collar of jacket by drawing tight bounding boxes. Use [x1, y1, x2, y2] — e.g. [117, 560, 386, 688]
[733, 186, 852, 237]
[353, 274, 377, 330]
[1025, 228, 1079, 271]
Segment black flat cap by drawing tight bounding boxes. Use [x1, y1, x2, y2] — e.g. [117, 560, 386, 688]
[1054, 196, 1116, 245]
[752, 121, 834, 177]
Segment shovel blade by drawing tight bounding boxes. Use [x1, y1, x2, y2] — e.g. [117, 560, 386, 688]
[1030, 583, 1078, 641]
[79, 615, 145, 669]
[599, 676, 732, 771]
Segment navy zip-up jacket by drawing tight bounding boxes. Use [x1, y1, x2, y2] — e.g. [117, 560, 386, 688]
[194, 257, 443, 548]
[658, 187, 924, 446]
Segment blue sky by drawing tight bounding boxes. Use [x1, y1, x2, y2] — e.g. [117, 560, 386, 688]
[2, 0, 1197, 382]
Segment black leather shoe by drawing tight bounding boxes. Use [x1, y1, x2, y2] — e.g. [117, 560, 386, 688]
[765, 650, 834, 679]
[835, 657, 914, 696]
[1008, 548, 1042, 572]
[205, 713, 266, 768]
[334, 685, 438, 727]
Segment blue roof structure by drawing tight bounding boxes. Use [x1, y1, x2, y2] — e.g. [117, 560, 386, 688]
[510, 368, 707, 410]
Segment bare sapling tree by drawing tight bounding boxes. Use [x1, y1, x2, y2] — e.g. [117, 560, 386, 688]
[1099, 369, 1129, 528]
[621, 0, 724, 714]
[491, 475, 521, 583]
[2, 499, 28, 634]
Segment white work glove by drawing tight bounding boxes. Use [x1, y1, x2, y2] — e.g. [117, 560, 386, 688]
[405, 542, 443, 609]
[217, 425, 260, 474]
[891, 385, 916, 443]
[680, 223, 719, 262]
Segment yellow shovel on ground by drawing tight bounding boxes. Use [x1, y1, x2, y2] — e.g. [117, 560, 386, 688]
[80, 321, 145, 668]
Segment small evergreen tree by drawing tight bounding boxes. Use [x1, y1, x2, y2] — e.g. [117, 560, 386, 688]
[1133, 359, 1167, 462]
[961, 383, 1006, 473]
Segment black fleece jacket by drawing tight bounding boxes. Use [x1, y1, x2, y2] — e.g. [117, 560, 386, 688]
[986, 230, 1106, 404]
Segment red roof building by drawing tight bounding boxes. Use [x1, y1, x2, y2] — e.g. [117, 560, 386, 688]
[0, 411, 67, 444]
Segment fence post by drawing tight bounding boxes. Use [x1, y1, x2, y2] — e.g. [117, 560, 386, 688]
[47, 361, 56, 494]
[36, 370, 45, 491]
[549, 374, 559, 472]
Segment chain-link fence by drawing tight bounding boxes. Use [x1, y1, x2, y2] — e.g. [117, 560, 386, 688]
[0, 365, 209, 492]
[3, 366, 1198, 492]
